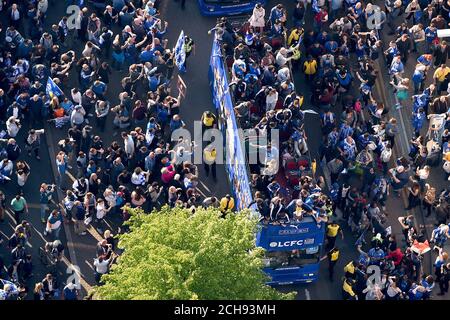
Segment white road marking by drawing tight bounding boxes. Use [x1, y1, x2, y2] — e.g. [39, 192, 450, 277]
[305, 289, 311, 300]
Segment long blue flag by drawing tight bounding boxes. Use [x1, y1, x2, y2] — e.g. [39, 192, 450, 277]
[174, 30, 186, 73]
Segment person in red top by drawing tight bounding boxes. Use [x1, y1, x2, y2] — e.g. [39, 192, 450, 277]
[313, 7, 328, 33]
[386, 248, 404, 267]
[161, 164, 176, 184]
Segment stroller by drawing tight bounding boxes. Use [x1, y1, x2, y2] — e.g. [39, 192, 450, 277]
[425, 113, 446, 166]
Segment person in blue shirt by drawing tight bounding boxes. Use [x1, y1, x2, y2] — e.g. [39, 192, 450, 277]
[46, 210, 64, 240]
[411, 108, 426, 135]
[412, 64, 426, 94]
[368, 246, 385, 266]
[62, 282, 78, 300]
[338, 122, 354, 141]
[425, 23, 438, 53]
[316, 31, 331, 46]
[389, 55, 404, 81]
[325, 40, 338, 54]
[169, 114, 185, 133]
[417, 54, 433, 67]
[91, 80, 107, 100]
[384, 41, 399, 66]
[420, 275, 435, 299]
[139, 45, 154, 64]
[269, 4, 285, 25]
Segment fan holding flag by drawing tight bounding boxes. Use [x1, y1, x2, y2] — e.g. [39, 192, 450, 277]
[174, 30, 195, 73]
[46, 77, 64, 100]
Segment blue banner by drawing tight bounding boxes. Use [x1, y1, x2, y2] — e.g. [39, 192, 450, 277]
[46, 77, 64, 99]
[174, 30, 186, 73]
[209, 40, 253, 211]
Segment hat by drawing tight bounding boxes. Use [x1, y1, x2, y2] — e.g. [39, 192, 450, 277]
[67, 282, 75, 290]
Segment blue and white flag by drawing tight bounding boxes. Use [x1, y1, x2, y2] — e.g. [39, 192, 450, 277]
[312, 0, 320, 13]
[46, 77, 64, 99]
[174, 30, 186, 73]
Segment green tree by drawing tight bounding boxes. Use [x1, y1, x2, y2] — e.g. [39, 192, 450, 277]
[94, 206, 296, 300]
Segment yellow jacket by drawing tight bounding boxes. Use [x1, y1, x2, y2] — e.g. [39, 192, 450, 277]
[220, 197, 235, 212]
[288, 28, 303, 47]
[303, 60, 317, 75]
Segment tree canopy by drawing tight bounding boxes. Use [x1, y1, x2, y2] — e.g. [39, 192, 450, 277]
[94, 206, 296, 300]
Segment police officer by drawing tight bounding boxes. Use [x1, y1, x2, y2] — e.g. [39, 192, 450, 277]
[220, 194, 235, 216]
[201, 111, 217, 132]
[203, 145, 217, 181]
[326, 221, 344, 250]
[321, 246, 340, 281]
[342, 277, 358, 300]
[183, 35, 195, 69]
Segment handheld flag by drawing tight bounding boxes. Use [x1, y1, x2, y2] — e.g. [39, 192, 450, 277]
[312, 0, 320, 13]
[411, 240, 431, 255]
[46, 78, 64, 99]
[174, 30, 186, 73]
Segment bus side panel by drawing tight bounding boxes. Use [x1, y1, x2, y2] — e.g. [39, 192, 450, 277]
[264, 264, 320, 285]
[198, 0, 265, 16]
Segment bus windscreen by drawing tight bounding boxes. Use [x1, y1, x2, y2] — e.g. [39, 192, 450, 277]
[263, 247, 321, 269]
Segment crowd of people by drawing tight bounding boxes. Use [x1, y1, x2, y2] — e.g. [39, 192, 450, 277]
[0, 0, 238, 300]
[208, 0, 450, 300]
[0, 0, 449, 301]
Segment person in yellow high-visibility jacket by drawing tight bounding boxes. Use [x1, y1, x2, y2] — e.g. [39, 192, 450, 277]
[342, 277, 358, 300]
[203, 145, 217, 181]
[303, 55, 317, 81]
[288, 26, 304, 47]
[201, 111, 217, 132]
[220, 194, 235, 215]
[321, 247, 340, 281]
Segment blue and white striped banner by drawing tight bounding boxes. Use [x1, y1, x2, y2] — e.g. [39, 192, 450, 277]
[174, 30, 186, 73]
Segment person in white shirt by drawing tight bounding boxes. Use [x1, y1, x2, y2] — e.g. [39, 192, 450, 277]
[265, 88, 279, 111]
[71, 105, 87, 126]
[275, 44, 299, 67]
[95, 199, 111, 234]
[37, 0, 48, 16]
[6, 116, 21, 138]
[82, 41, 101, 58]
[121, 132, 135, 158]
[277, 67, 291, 82]
[94, 255, 112, 284]
[103, 188, 117, 209]
[248, 3, 266, 33]
[131, 167, 150, 186]
[71, 88, 82, 105]
[416, 165, 430, 191]
[380, 143, 392, 175]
